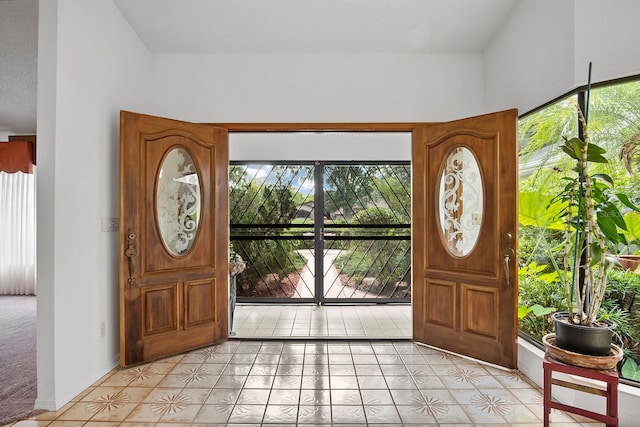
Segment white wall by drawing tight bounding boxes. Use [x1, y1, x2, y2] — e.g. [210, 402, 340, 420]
[36, 0, 153, 410]
[230, 133, 411, 161]
[151, 53, 485, 123]
[0, 0, 38, 134]
[574, 0, 640, 84]
[484, 0, 640, 114]
[484, 0, 576, 114]
[35, 0, 57, 408]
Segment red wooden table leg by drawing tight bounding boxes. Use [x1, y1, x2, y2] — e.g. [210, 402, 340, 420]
[607, 379, 618, 427]
[543, 361, 551, 426]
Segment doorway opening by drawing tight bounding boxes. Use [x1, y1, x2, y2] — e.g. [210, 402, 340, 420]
[228, 132, 412, 339]
[120, 112, 518, 368]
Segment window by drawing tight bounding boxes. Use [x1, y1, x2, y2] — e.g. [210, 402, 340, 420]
[518, 78, 640, 384]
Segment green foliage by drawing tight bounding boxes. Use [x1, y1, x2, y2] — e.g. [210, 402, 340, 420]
[518, 263, 563, 339]
[350, 205, 401, 226]
[324, 165, 375, 220]
[589, 81, 640, 175]
[369, 165, 411, 223]
[606, 269, 640, 302]
[517, 224, 564, 278]
[603, 269, 640, 363]
[518, 304, 556, 320]
[553, 138, 630, 248]
[519, 95, 578, 157]
[230, 169, 306, 296]
[231, 182, 298, 225]
[621, 212, 640, 252]
[622, 358, 640, 381]
[560, 137, 608, 165]
[519, 192, 565, 230]
[234, 239, 306, 297]
[335, 207, 410, 298]
[518, 79, 640, 382]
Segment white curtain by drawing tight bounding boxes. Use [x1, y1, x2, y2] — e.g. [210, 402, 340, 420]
[0, 171, 36, 295]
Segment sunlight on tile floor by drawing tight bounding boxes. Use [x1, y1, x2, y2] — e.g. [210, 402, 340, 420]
[232, 304, 412, 339]
[10, 339, 595, 426]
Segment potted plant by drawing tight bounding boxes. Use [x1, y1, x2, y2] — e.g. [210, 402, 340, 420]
[547, 102, 640, 358]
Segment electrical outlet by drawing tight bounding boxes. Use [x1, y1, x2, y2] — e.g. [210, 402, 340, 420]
[100, 217, 119, 232]
[100, 322, 106, 338]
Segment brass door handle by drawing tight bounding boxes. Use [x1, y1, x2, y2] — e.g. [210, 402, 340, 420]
[503, 251, 513, 285]
[125, 232, 137, 285]
[503, 232, 514, 286]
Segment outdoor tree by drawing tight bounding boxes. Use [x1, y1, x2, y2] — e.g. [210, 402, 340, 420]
[324, 165, 375, 220]
[229, 167, 305, 297]
[370, 165, 411, 223]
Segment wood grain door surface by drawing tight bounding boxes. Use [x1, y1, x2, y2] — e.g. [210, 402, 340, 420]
[412, 110, 518, 368]
[119, 111, 229, 367]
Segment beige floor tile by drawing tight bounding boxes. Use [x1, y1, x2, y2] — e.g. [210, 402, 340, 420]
[6, 306, 598, 427]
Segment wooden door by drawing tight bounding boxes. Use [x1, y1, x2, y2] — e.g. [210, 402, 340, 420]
[412, 109, 518, 368]
[119, 111, 229, 367]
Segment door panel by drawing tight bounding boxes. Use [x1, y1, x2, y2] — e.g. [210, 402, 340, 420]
[184, 279, 216, 328]
[412, 110, 518, 368]
[426, 279, 456, 328]
[120, 111, 229, 367]
[142, 285, 177, 336]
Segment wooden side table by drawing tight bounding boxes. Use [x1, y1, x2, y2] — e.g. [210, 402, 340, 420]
[543, 354, 619, 426]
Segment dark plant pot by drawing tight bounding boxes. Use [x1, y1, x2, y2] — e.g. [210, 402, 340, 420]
[552, 312, 615, 356]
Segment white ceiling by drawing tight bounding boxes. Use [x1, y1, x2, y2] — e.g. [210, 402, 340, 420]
[0, 0, 520, 133]
[113, 0, 521, 54]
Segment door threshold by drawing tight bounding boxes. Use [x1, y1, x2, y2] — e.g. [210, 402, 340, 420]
[228, 336, 413, 342]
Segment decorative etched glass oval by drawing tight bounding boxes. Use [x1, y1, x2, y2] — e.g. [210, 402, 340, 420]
[438, 146, 483, 257]
[156, 147, 201, 256]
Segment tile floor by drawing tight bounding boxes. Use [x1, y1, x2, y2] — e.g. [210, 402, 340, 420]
[8, 305, 602, 426]
[10, 339, 597, 426]
[232, 304, 412, 339]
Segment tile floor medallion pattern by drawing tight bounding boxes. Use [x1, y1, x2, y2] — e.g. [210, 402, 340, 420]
[8, 339, 600, 426]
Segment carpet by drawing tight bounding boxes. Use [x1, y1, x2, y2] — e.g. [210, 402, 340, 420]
[0, 295, 38, 425]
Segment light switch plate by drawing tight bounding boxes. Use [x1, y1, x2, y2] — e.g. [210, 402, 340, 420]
[101, 217, 119, 232]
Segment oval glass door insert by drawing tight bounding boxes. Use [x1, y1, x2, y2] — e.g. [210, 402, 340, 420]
[438, 146, 483, 257]
[156, 147, 201, 256]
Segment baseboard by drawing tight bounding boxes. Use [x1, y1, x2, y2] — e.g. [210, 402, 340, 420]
[34, 354, 120, 412]
[33, 397, 56, 412]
